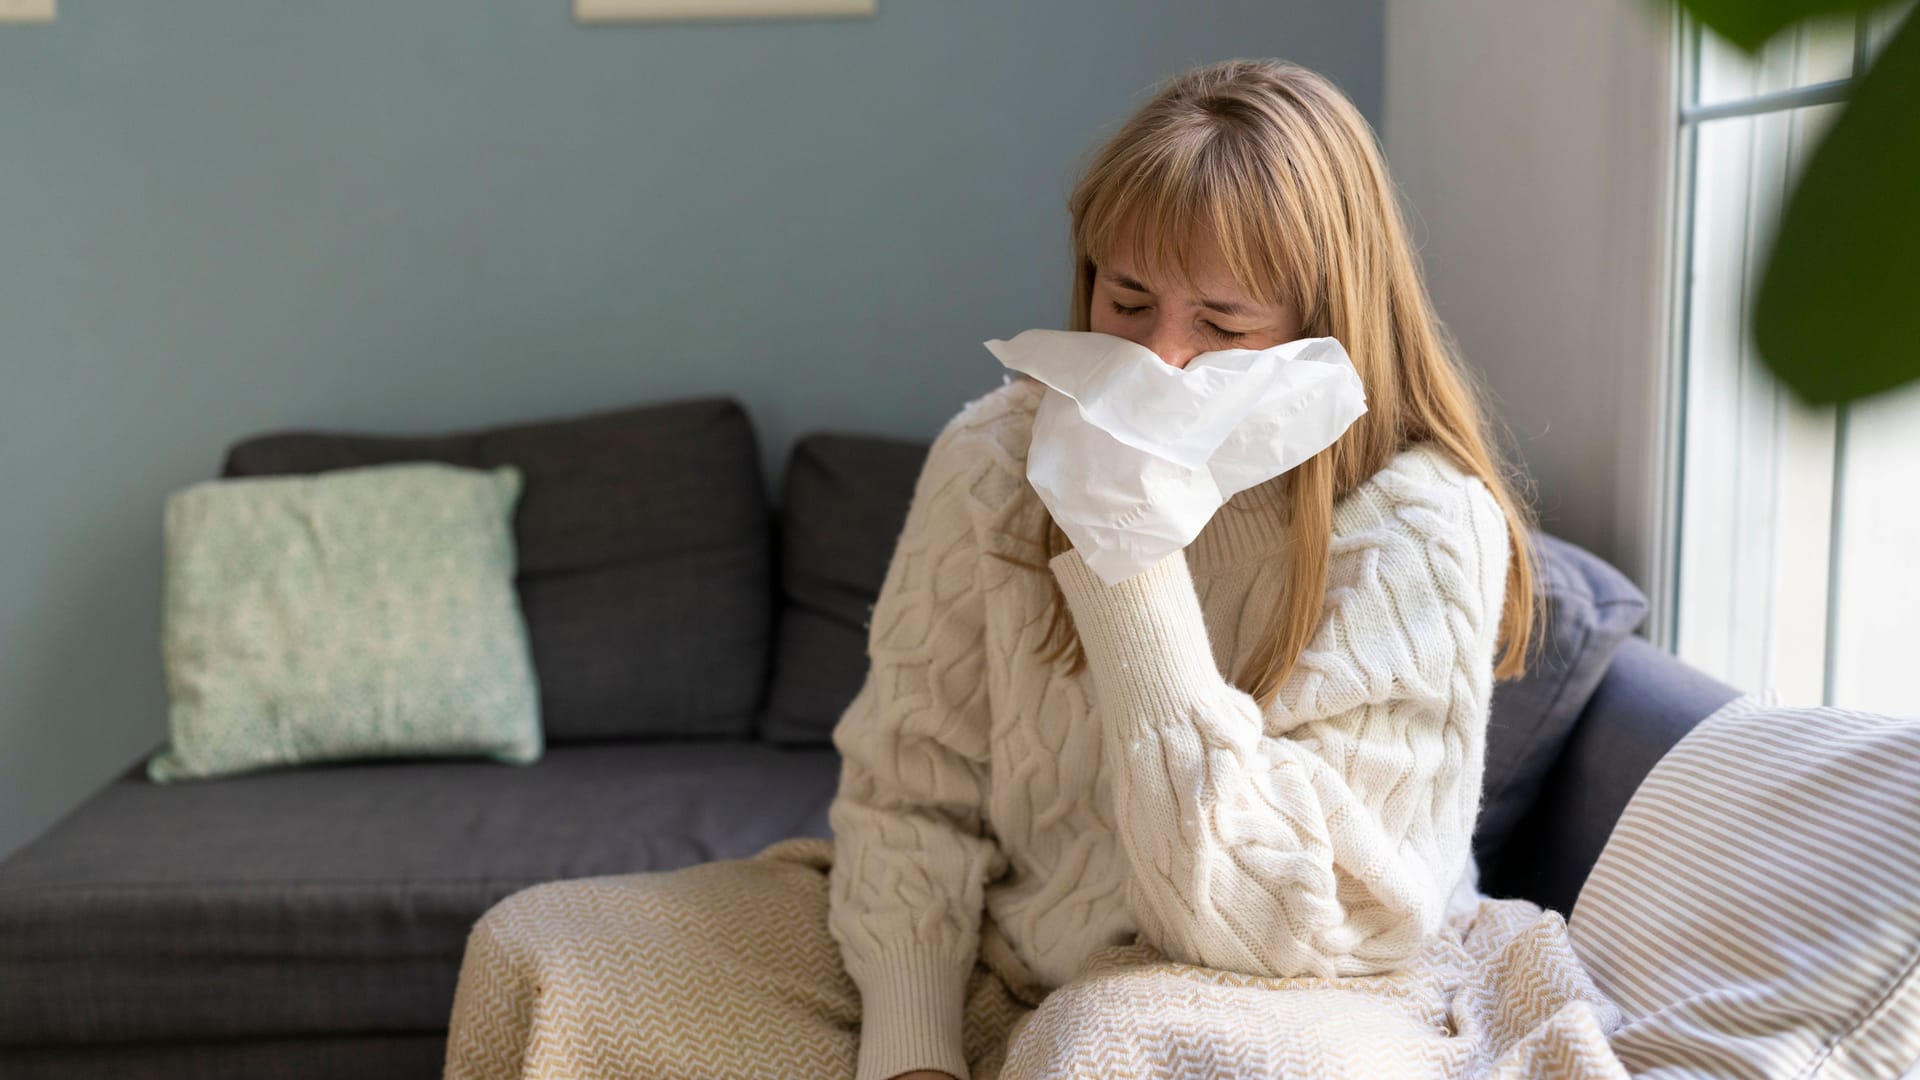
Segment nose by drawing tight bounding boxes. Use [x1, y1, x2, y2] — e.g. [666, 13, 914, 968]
[1140, 321, 1200, 370]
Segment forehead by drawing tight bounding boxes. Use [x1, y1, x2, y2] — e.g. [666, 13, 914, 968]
[1093, 222, 1267, 305]
[1097, 247, 1262, 308]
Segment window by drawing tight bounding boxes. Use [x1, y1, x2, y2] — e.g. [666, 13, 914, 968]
[1666, 5, 1918, 716]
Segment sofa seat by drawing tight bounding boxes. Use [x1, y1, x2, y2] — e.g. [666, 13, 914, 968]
[0, 739, 840, 1050]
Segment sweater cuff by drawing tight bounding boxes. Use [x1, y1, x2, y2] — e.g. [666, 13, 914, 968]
[1048, 545, 1227, 716]
[851, 944, 977, 1080]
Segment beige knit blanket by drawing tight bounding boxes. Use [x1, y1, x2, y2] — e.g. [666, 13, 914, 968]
[996, 878, 1630, 1078]
[445, 836, 1629, 1079]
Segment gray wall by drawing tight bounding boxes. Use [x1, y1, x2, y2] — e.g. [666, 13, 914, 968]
[0, 1, 1383, 860]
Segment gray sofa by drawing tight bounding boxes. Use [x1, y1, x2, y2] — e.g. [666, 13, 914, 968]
[0, 393, 1742, 1079]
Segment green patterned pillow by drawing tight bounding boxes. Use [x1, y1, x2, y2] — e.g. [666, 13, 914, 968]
[150, 461, 542, 783]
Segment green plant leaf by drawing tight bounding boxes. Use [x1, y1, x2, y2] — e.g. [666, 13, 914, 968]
[1753, 10, 1920, 404]
[1674, 0, 1894, 50]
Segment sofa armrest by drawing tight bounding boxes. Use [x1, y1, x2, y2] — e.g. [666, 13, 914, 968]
[1477, 633, 1744, 915]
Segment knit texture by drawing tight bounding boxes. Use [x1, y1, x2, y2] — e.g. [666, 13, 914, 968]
[827, 375, 1512, 1080]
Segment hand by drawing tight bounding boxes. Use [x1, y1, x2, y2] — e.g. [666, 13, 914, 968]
[889, 1072, 959, 1080]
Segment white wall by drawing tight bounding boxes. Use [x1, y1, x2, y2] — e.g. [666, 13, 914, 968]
[1384, 0, 1677, 603]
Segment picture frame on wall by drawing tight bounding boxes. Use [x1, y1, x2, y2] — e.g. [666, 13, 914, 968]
[575, 0, 875, 22]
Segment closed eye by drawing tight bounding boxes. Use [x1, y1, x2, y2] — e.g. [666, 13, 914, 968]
[1109, 300, 1246, 341]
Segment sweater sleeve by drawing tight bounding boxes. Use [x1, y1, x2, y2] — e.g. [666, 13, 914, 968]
[827, 411, 1006, 1080]
[1046, 455, 1510, 979]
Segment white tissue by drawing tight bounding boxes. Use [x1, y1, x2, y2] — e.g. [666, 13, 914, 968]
[982, 329, 1367, 586]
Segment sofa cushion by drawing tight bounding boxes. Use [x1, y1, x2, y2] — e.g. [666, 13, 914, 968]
[0, 739, 839, 1047]
[761, 432, 927, 744]
[222, 396, 772, 743]
[1473, 531, 1647, 864]
[1, 1032, 445, 1080]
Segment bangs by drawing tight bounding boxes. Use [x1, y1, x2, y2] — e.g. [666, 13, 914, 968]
[1076, 134, 1302, 315]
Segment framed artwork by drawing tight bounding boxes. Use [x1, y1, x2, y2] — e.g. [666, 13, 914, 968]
[575, 0, 874, 21]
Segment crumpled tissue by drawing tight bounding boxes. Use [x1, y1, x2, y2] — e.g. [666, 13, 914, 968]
[982, 329, 1367, 585]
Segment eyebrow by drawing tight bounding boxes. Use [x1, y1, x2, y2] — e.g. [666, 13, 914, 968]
[1106, 271, 1252, 317]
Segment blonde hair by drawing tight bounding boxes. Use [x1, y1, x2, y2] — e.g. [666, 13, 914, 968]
[987, 58, 1543, 709]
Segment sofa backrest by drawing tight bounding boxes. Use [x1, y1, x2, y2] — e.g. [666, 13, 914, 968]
[761, 432, 928, 745]
[222, 395, 773, 743]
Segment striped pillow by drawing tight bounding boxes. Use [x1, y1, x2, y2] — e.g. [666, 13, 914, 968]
[1568, 693, 1920, 1079]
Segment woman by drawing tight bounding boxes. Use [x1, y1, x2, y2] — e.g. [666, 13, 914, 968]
[446, 58, 1623, 1080]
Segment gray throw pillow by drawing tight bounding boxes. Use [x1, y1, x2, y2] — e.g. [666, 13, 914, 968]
[1473, 532, 1648, 862]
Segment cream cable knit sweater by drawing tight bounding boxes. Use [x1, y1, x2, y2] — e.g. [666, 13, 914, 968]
[826, 375, 1511, 1080]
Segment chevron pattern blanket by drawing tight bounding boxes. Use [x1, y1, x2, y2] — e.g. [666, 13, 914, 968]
[444, 836, 1630, 1079]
